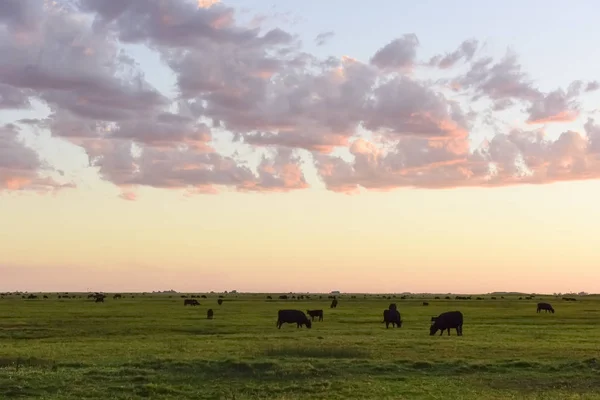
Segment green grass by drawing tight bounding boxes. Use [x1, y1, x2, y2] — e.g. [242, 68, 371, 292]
[1, 293, 600, 399]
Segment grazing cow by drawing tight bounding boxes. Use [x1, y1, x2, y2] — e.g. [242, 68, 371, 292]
[382, 309, 402, 328]
[95, 297, 104, 303]
[27, 294, 38, 299]
[217, 299, 223, 305]
[266, 295, 273, 300]
[306, 309, 324, 322]
[537, 302, 555, 313]
[201, 295, 207, 299]
[445, 296, 451, 300]
[184, 299, 200, 306]
[113, 294, 122, 299]
[491, 297, 496, 300]
[422, 302, 429, 306]
[276, 310, 312, 329]
[207, 309, 214, 319]
[430, 311, 463, 336]
[330, 299, 338, 309]
[279, 295, 288, 300]
[434, 296, 440, 299]
[43, 295, 48, 299]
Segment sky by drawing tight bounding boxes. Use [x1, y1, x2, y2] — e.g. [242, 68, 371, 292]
[1, 0, 600, 293]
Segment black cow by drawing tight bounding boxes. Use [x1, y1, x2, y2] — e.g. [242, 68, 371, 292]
[330, 299, 338, 309]
[95, 297, 104, 303]
[184, 299, 200, 306]
[207, 309, 214, 319]
[382, 309, 402, 328]
[422, 302, 429, 306]
[217, 299, 223, 305]
[277, 310, 312, 329]
[430, 311, 463, 336]
[537, 302, 555, 313]
[306, 309, 324, 321]
[113, 294, 122, 299]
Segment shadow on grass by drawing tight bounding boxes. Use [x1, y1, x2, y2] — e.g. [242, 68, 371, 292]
[264, 345, 370, 359]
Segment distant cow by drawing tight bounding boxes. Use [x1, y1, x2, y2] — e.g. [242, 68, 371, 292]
[276, 310, 312, 329]
[207, 309, 214, 319]
[279, 295, 288, 300]
[217, 299, 223, 306]
[422, 302, 429, 306]
[430, 311, 463, 336]
[537, 302, 555, 313]
[382, 309, 402, 328]
[266, 295, 273, 300]
[184, 299, 200, 306]
[113, 294, 122, 299]
[95, 297, 104, 303]
[330, 299, 338, 309]
[306, 309, 324, 322]
[201, 295, 207, 299]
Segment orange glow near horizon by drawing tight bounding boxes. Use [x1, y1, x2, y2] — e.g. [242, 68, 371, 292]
[2, 179, 600, 294]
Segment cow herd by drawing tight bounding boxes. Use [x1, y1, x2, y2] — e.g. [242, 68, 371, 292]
[7, 292, 560, 336]
[274, 300, 556, 336]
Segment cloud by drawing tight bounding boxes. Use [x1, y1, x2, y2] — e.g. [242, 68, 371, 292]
[370, 34, 419, 71]
[0, 124, 63, 191]
[315, 31, 334, 46]
[429, 39, 478, 69]
[1, 0, 599, 197]
[526, 88, 580, 124]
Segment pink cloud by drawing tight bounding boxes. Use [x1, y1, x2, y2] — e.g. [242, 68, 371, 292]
[1, 0, 599, 195]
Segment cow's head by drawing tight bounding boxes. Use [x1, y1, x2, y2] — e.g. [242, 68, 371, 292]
[305, 319, 312, 329]
[430, 323, 440, 336]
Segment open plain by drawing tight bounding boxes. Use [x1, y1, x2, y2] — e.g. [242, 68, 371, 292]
[1, 293, 600, 399]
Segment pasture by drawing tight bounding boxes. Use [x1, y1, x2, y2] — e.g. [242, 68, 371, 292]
[1, 293, 600, 399]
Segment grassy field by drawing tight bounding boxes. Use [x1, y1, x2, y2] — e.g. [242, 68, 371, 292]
[1, 293, 600, 399]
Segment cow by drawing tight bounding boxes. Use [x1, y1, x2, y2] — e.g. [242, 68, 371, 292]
[276, 310, 312, 329]
[217, 299, 223, 305]
[95, 297, 104, 303]
[113, 294, 122, 299]
[207, 309, 214, 319]
[537, 302, 555, 313]
[306, 309, 324, 322]
[330, 299, 338, 309]
[430, 311, 463, 336]
[422, 302, 429, 306]
[201, 295, 207, 299]
[382, 309, 402, 328]
[184, 299, 200, 306]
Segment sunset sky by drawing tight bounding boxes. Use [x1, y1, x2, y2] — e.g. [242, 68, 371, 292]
[1, 0, 600, 293]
